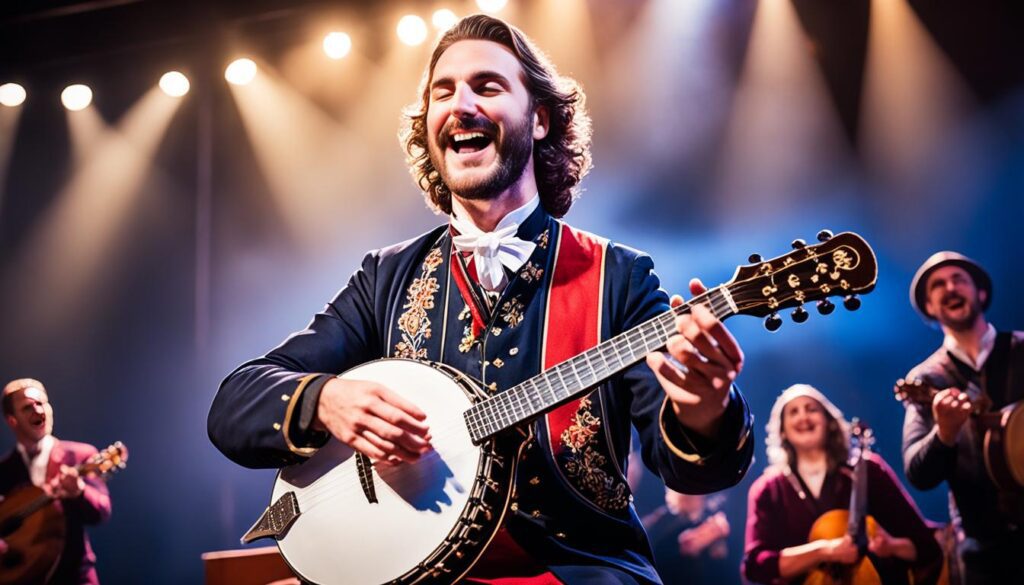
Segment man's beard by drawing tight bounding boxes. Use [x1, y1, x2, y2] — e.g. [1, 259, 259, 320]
[428, 113, 535, 201]
[938, 293, 983, 332]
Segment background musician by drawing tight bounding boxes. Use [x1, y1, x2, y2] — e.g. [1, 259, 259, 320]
[1, 378, 112, 584]
[642, 489, 732, 585]
[901, 252, 1024, 584]
[743, 384, 941, 585]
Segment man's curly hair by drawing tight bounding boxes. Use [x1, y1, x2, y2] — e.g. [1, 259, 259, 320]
[399, 14, 592, 218]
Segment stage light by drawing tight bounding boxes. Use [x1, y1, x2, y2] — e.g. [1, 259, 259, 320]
[397, 15, 428, 46]
[61, 84, 93, 111]
[476, 0, 508, 14]
[159, 71, 190, 97]
[323, 32, 352, 60]
[0, 83, 26, 107]
[432, 9, 458, 31]
[226, 58, 258, 86]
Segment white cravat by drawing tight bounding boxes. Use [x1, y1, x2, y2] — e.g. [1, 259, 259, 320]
[451, 196, 539, 292]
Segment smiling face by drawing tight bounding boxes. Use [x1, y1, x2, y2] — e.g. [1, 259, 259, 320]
[923, 265, 986, 332]
[5, 387, 53, 446]
[781, 396, 828, 454]
[425, 40, 547, 203]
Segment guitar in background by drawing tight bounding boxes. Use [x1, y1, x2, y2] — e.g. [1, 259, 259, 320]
[0, 441, 128, 585]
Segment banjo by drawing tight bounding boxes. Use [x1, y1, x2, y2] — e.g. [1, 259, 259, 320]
[242, 231, 878, 585]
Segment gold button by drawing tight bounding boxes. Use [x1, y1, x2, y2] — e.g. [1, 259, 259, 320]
[272, 422, 281, 431]
[555, 532, 567, 539]
[281, 394, 290, 402]
[529, 476, 540, 486]
[493, 358, 504, 368]
[509, 347, 519, 355]
[510, 502, 519, 512]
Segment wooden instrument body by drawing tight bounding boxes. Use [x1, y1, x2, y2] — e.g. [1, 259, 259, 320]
[982, 401, 1024, 492]
[804, 510, 880, 585]
[0, 484, 65, 585]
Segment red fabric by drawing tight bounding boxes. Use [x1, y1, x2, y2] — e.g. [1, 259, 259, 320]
[450, 248, 487, 338]
[463, 528, 562, 583]
[543, 224, 605, 453]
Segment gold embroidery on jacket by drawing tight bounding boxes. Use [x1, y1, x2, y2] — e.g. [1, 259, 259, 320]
[395, 248, 443, 359]
[501, 297, 525, 328]
[561, 396, 630, 511]
[457, 304, 475, 353]
[537, 228, 550, 250]
[519, 261, 544, 283]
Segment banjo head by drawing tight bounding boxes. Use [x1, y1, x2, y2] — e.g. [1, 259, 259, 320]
[272, 359, 484, 585]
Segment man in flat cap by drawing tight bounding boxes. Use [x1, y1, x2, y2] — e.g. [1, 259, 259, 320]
[1, 378, 112, 584]
[900, 252, 1024, 584]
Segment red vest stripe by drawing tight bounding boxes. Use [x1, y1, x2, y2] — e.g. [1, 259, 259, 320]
[543, 224, 607, 453]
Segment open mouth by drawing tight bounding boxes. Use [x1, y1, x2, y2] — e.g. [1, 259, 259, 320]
[449, 131, 494, 155]
[943, 295, 966, 310]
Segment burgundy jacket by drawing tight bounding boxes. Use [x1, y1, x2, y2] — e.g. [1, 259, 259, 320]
[0, 438, 112, 585]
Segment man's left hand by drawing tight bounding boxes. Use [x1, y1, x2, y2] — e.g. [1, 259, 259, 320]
[646, 278, 744, 438]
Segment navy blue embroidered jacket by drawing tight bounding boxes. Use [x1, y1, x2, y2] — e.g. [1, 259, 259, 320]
[208, 207, 754, 583]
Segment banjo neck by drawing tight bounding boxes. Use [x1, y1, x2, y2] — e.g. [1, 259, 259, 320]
[464, 232, 878, 444]
[464, 286, 736, 443]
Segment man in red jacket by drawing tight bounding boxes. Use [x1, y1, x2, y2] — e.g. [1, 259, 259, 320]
[1, 378, 112, 584]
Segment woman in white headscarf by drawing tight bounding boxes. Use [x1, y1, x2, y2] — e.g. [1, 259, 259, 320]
[742, 384, 942, 584]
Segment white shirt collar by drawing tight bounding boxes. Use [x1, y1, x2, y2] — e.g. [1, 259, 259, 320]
[943, 323, 997, 371]
[16, 434, 55, 487]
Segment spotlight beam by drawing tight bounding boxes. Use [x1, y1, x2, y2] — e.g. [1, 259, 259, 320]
[7, 87, 184, 344]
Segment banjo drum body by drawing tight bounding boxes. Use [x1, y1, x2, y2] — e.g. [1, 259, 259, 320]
[267, 359, 523, 585]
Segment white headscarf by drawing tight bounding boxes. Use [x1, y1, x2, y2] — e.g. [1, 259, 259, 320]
[764, 383, 850, 469]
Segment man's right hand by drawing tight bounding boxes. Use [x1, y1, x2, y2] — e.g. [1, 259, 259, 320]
[314, 378, 432, 464]
[932, 387, 972, 446]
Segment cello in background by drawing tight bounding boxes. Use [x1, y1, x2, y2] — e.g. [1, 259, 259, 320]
[804, 421, 881, 585]
[0, 442, 127, 585]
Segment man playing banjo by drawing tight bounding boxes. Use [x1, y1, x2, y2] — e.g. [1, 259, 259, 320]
[209, 14, 754, 584]
[900, 252, 1024, 584]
